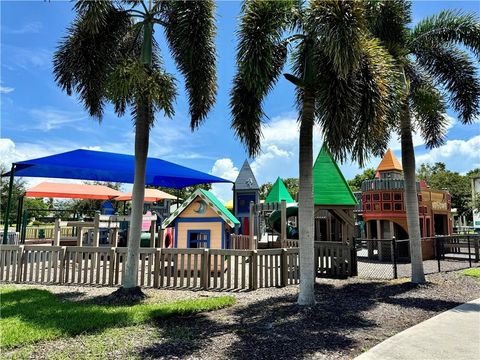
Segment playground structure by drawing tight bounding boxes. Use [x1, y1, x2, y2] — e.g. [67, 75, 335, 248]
[358, 149, 453, 261]
[162, 189, 240, 249]
[16, 182, 163, 248]
[235, 146, 357, 250]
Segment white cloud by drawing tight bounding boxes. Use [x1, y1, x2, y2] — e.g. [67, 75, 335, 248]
[21, 107, 89, 132]
[416, 135, 480, 172]
[3, 45, 51, 70]
[3, 21, 42, 34]
[209, 158, 238, 203]
[0, 86, 14, 94]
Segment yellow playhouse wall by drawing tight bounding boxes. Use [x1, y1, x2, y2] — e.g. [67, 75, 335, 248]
[176, 222, 223, 249]
[180, 198, 221, 218]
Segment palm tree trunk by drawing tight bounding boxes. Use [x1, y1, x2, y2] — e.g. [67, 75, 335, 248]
[297, 88, 316, 306]
[400, 104, 425, 284]
[123, 98, 150, 289]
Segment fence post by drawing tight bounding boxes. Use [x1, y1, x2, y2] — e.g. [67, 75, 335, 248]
[474, 236, 479, 262]
[153, 248, 161, 288]
[15, 245, 24, 283]
[467, 236, 472, 268]
[58, 247, 67, 284]
[201, 249, 210, 290]
[250, 250, 258, 290]
[108, 247, 116, 286]
[249, 202, 255, 249]
[280, 248, 288, 287]
[350, 238, 358, 276]
[391, 237, 398, 279]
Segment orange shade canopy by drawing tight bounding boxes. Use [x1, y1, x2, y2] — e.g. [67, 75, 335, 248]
[25, 182, 124, 200]
[115, 188, 177, 202]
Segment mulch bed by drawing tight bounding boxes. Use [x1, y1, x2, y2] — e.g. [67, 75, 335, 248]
[5, 270, 480, 359]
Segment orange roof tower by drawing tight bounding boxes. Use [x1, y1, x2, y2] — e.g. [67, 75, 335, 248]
[376, 149, 403, 173]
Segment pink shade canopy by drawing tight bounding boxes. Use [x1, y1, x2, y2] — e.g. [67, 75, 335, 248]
[25, 182, 125, 200]
[115, 188, 177, 202]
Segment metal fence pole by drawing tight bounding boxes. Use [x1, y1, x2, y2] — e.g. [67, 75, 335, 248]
[467, 236, 472, 268]
[436, 237, 441, 273]
[391, 237, 397, 279]
[351, 238, 358, 276]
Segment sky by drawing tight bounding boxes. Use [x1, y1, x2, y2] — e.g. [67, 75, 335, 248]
[1, 0, 479, 203]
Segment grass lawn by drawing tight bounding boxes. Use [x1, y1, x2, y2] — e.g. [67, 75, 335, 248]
[0, 287, 235, 350]
[462, 268, 480, 278]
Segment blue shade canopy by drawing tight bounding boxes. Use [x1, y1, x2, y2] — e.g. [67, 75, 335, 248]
[4, 149, 231, 189]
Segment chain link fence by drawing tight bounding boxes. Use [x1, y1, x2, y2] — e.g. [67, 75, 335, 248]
[354, 235, 480, 280]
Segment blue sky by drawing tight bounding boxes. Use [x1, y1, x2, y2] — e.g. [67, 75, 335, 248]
[1, 1, 479, 202]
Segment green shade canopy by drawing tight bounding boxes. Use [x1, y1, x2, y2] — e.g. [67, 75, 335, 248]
[313, 145, 357, 206]
[265, 177, 295, 204]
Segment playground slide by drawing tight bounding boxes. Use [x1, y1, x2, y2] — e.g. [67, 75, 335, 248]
[267, 204, 299, 239]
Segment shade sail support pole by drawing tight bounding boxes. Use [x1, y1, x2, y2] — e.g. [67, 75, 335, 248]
[3, 163, 15, 244]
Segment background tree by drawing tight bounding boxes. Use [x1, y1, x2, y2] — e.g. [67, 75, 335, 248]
[1, 165, 49, 225]
[231, 0, 398, 305]
[348, 168, 376, 191]
[418, 162, 479, 220]
[153, 183, 211, 203]
[54, 0, 217, 295]
[364, 0, 480, 283]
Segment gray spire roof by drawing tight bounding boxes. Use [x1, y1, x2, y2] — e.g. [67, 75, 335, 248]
[234, 160, 259, 190]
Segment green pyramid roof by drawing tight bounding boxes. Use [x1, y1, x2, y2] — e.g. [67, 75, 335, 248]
[265, 177, 295, 203]
[313, 145, 357, 206]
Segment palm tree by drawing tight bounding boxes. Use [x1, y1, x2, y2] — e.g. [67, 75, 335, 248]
[54, 0, 216, 294]
[231, 0, 398, 305]
[364, 0, 480, 283]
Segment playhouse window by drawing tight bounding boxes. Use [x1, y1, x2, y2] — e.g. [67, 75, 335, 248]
[188, 230, 210, 248]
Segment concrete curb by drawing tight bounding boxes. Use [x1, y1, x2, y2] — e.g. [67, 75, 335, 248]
[355, 298, 480, 360]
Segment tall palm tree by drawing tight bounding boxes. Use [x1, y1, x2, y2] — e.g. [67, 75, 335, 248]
[54, 0, 216, 293]
[231, 0, 398, 305]
[364, 0, 480, 283]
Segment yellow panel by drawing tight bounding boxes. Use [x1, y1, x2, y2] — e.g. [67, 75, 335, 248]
[176, 222, 223, 249]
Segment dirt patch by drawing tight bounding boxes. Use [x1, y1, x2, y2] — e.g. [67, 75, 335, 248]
[4, 270, 480, 359]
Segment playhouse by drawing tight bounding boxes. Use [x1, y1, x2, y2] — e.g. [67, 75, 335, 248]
[162, 189, 240, 249]
[240, 145, 357, 248]
[313, 145, 357, 243]
[358, 149, 452, 260]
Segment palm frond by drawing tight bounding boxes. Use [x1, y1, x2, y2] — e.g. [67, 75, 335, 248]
[74, 0, 117, 34]
[53, 5, 131, 118]
[410, 81, 448, 149]
[163, 0, 217, 129]
[363, 0, 411, 57]
[107, 58, 176, 122]
[230, 0, 295, 156]
[415, 43, 480, 123]
[349, 39, 399, 165]
[314, 53, 359, 163]
[307, 0, 366, 78]
[410, 10, 480, 59]
[315, 38, 399, 167]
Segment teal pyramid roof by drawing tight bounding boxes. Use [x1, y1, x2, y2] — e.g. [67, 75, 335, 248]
[313, 145, 357, 206]
[265, 177, 295, 203]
